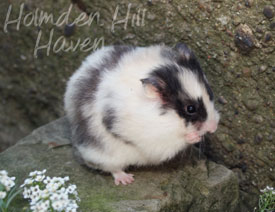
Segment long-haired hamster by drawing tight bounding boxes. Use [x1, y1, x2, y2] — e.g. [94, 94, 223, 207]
[64, 44, 220, 185]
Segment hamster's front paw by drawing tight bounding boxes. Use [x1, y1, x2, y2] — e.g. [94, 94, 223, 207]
[112, 171, 135, 185]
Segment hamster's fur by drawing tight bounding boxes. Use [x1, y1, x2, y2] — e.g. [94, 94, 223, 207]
[64, 44, 220, 185]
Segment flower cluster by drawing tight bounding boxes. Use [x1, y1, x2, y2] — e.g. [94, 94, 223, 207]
[260, 186, 275, 194]
[0, 170, 16, 200]
[257, 185, 275, 212]
[21, 170, 80, 212]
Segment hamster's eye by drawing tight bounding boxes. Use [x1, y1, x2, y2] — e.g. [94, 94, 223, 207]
[186, 105, 197, 115]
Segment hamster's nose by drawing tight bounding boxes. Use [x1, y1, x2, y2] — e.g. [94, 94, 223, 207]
[204, 120, 218, 133]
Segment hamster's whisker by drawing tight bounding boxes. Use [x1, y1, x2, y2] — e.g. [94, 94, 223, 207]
[198, 135, 205, 160]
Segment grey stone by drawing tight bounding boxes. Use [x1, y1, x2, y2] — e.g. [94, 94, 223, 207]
[0, 118, 240, 212]
[234, 24, 256, 54]
[259, 65, 268, 72]
[218, 96, 228, 104]
[244, 0, 253, 8]
[243, 99, 259, 111]
[263, 32, 272, 43]
[263, 5, 274, 19]
[64, 24, 76, 37]
[18, 117, 72, 146]
[252, 115, 264, 123]
[254, 133, 263, 144]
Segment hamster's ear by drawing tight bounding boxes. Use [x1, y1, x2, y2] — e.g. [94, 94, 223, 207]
[140, 78, 164, 100]
[174, 43, 196, 61]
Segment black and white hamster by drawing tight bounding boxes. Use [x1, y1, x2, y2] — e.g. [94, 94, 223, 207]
[64, 44, 220, 185]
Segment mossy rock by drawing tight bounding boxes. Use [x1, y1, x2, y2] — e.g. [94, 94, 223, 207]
[0, 118, 240, 212]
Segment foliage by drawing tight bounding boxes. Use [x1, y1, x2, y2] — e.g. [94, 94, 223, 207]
[0, 170, 80, 212]
[0, 170, 22, 212]
[256, 186, 275, 212]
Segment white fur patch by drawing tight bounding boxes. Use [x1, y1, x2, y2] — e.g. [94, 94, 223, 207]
[178, 68, 202, 99]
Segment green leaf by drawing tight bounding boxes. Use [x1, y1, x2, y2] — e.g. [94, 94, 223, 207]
[7, 185, 17, 200]
[0, 184, 4, 191]
[0, 199, 6, 212]
[6, 188, 22, 209]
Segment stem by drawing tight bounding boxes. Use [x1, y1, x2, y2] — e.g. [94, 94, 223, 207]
[0, 199, 6, 212]
[0, 205, 7, 212]
[7, 185, 17, 199]
[6, 188, 23, 208]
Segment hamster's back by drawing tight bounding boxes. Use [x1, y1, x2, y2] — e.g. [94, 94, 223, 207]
[64, 45, 167, 127]
[65, 46, 130, 118]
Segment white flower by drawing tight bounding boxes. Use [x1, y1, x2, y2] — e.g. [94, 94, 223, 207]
[40, 189, 50, 199]
[68, 200, 78, 208]
[66, 204, 78, 212]
[66, 208, 77, 212]
[67, 185, 77, 194]
[36, 170, 45, 176]
[50, 193, 60, 202]
[29, 169, 46, 177]
[260, 185, 275, 193]
[59, 187, 66, 193]
[66, 200, 79, 212]
[0, 173, 16, 191]
[28, 185, 42, 204]
[29, 194, 41, 205]
[5, 180, 15, 191]
[0, 170, 8, 176]
[52, 200, 65, 211]
[0, 191, 7, 199]
[34, 174, 45, 182]
[30, 185, 40, 194]
[29, 170, 38, 177]
[21, 178, 34, 187]
[43, 176, 51, 184]
[58, 192, 69, 201]
[22, 170, 80, 212]
[46, 182, 60, 193]
[30, 200, 50, 212]
[23, 187, 32, 199]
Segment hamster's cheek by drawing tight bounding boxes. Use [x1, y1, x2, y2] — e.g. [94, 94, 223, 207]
[184, 132, 202, 144]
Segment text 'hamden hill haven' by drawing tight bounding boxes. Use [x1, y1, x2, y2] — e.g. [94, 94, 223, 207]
[4, 3, 147, 58]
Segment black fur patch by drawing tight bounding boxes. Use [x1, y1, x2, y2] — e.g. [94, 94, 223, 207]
[102, 106, 135, 146]
[71, 46, 135, 146]
[71, 115, 101, 147]
[175, 97, 207, 124]
[150, 65, 181, 103]
[204, 81, 214, 101]
[176, 48, 214, 101]
[102, 106, 116, 131]
[104, 45, 136, 71]
[149, 64, 208, 125]
[177, 55, 214, 101]
[162, 44, 214, 101]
